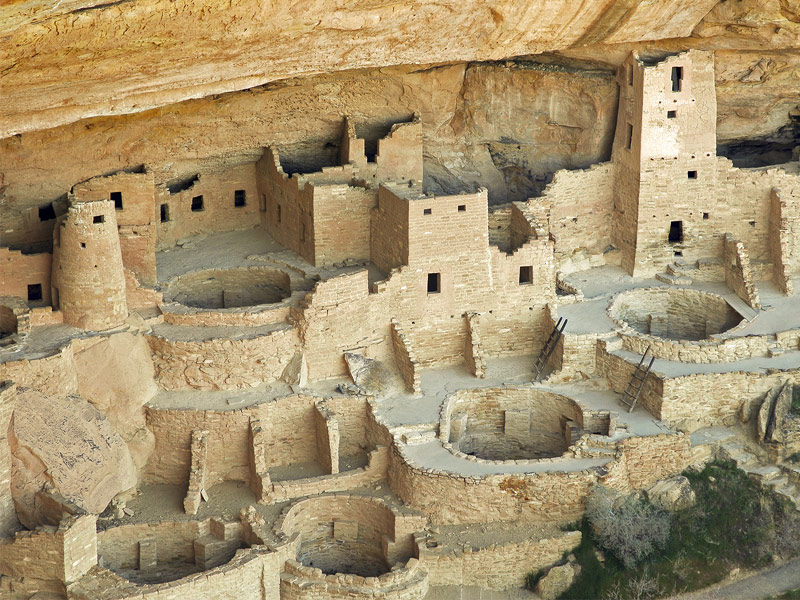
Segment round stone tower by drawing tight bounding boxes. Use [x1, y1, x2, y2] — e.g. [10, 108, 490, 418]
[52, 199, 128, 330]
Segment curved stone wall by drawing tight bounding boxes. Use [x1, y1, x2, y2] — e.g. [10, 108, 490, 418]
[280, 558, 429, 600]
[439, 388, 584, 461]
[610, 287, 743, 341]
[165, 266, 291, 309]
[276, 494, 425, 578]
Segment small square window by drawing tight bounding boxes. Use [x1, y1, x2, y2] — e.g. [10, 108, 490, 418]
[519, 266, 533, 285]
[667, 110, 677, 119]
[93, 215, 104, 224]
[687, 171, 697, 179]
[191, 195, 204, 211]
[423, 208, 432, 215]
[38, 204, 56, 221]
[110, 191, 123, 210]
[27, 284, 42, 302]
[427, 272, 440, 294]
[702, 212, 709, 220]
[234, 189, 246, 207]
[160, 204, 170, 222]
[80, 242, 86, 248]
[458, 205, 466, 212]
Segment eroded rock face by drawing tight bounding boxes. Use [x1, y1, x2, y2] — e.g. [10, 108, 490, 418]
[73, 332, 157, 472]
[9, 389, 137, 528]
[0, 0, 721, 138]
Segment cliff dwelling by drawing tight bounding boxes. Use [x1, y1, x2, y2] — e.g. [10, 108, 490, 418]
[3, 3, 800, 599]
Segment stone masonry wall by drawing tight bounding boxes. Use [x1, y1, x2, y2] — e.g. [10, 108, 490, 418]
[146, 325, 300, 390]
[156, 163, 261, 250]
[0, 248, 52, 307]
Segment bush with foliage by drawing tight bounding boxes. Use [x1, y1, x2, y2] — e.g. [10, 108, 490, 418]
[585, 485, 672, 569]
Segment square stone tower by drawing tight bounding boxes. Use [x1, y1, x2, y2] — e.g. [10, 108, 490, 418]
[611, 50, 718, 276]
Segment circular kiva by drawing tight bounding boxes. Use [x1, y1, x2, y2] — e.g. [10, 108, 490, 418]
[609, 287, 742, 342]
[439, 388, 586, 462]
[165, 266, 291, 309]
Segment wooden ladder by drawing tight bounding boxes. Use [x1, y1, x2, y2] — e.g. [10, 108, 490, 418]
[620, 346, 655, 413]
[533, 317, 567, 381]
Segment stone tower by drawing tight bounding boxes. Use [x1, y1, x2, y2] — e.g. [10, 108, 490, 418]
[611, 50, 718, 276]
[51, 199, 128, 330]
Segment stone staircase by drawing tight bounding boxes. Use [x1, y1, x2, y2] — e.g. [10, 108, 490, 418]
[718, 440, 800, 509]
[656, 260, 695, 286]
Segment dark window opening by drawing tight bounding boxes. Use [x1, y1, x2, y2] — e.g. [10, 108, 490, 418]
[260, 194, 267, 212]
[423, 208, 432, 215]
[628, 65, 634, 86]
[160, 204, 169, 222]
[191, 195, 204, 212]
[277, 204, 282, 223]
[458, 205, 466, 212]
[668, 220, 683, 243]
[674, 250, 683, 257]
[703, 212, 709, 220]
[27, 284, 42, 302]
[519, 266, 533, 285]
[667, 110, 677, 119]
[427, 272, 441, 294]
[80, 242, 86, 248]
[234, 190, 246, 207]
[688, 170, 697, 179]
[626, 124, 633, 150]
[38, 204, 56, 221]
[93, 215, 104, 224]
[110, 191, 123, 210]
[671, 66, 683, 92]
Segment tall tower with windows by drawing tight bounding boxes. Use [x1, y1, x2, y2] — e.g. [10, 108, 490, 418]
[611, 50, 718, 276]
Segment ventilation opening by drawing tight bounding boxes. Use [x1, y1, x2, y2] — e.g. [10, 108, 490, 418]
[427, 273, 441, 294]
[80, 242, 86, 248]
[519, 266, 533, 285]
[93, 215, 104, 224]
[27, 283, 42, 302]
[687, 170, 697, 179]
[703, 212, 709, 220]
[160, 204, 170, 222]
[668, 221, 683, 243]
[667, 110, 677, 119]
[423, 208, 432, 215]
[234, 190, 246, 207]
[191, 196, 204, 212]
[626, 124, 633, 150]
[38, 204, 56, 221]
[110, 191, 123, 210]
[458, 205, 466, 212]
[671, 66, 683, 92]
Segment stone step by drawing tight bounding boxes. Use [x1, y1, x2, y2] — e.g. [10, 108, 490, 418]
[656, 272, 693, 286]
[667, 262, 697, 275]
[742, 464, 782, 483]
[718, 441, 757, 467]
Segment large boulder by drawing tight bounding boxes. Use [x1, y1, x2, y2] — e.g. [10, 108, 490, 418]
[73, 332, 156, 471]
[9, 389, 137, 528]
[645, 475, 696, 512]
[536, 563, 576, 600]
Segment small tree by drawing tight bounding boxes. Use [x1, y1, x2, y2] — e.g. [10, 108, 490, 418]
[586, 485, 672, 569]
